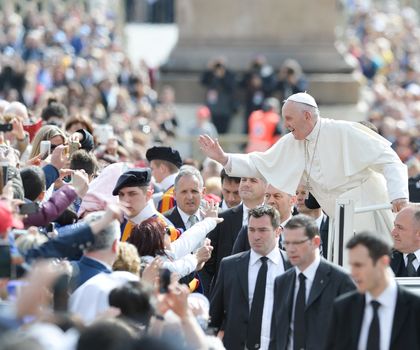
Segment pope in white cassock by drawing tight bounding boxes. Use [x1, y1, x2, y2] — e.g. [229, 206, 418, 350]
[199, 92, 408, 257]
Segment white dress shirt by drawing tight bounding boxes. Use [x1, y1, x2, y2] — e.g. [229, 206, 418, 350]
[278, 215, 292, 247]
[248, 247, 286, 350]
[358, 276, 397, 350]
[129, 199, 159, 225]
[158, 172, 178, 191]
[170, 217, 218, 259]
[242, 204, 250, 227]
[404, 248, 420, 271]
[288, 253, 321, 350]
[177, 207, 202, 229]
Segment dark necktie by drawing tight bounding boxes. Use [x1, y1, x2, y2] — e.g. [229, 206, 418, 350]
[246, 256, 268, 349]
[367, 300, 381, 350]
[406, 253, 417, 277]
[294, 273, 306, 350]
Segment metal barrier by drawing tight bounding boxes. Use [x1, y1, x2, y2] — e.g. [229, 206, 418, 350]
[330, 199, 392, 267]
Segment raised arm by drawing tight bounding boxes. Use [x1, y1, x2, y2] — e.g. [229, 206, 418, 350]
[198, 135, 229, 165]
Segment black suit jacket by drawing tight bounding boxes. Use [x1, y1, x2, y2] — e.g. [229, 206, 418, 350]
[163, 206, 186, 231]
[233, 214, 330, 257]
[390, 250, 420, 277]
[201, 204, 244, 295]
[319, 214, 329, 259]
[325, 286, 420, 350]
[269, 258, 356, 350]
[232, 224, 250, 254]
[210, 249, 290, 350]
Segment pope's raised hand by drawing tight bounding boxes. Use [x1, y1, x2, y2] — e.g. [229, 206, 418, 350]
[198, 134, 228, 165]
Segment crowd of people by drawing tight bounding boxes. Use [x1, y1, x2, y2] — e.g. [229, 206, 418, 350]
[344, 2, 420, 200]
[0, 1, 418, 350]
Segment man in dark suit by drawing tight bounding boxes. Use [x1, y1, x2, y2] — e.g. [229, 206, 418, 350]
[71, 209, 121, 291]
[390, 204, 420, 277]
[232, 183, 296, 253]
[269, 214, 355, 350]
[219, 169, 241, 210]
[164, 166, 206, 232]
[326, 231, 420, 350]
[296, 183, 329, 258]
[203, 176, 266, 295]
[210, 205, 290, 350]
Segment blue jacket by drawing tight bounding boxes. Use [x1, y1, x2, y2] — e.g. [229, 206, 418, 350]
[25, 222, 94, 263]
[72, 256, 112, 290]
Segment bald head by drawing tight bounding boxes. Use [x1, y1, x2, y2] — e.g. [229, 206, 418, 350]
[3, 102, 29, 122]
[392, 204, 420, 253]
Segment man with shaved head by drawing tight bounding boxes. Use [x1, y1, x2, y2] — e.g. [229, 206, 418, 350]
[391, 204, 420, 277]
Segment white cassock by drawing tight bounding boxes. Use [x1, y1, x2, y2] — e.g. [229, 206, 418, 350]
[225, 118, 408, 246]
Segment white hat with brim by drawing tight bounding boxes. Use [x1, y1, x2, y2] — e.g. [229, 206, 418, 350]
[285, 92, 318, 108]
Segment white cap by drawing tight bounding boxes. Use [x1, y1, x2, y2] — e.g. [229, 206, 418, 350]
[285, 92, 318, 108]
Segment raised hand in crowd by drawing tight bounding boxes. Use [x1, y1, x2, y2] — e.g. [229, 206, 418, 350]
[11, 117, 26, 142]
[89, 203, 123, 235]
[201, 199, 223, 222]
[49, 144, 69, 170]
[71, 169, 89, 198]
[198, 135, 228, 165]
[195, 238, 213, 271]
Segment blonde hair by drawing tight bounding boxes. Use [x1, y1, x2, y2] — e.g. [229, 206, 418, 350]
[112, 242, 141, 276]
[30, 125, 67, 158]
[205, 176, 222, 196]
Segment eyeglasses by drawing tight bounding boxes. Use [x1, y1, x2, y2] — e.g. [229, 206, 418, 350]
[283, 238, 310, 248]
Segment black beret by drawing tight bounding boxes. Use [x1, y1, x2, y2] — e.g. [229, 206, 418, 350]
[112, 168, 151, 196]
[304, 192, 321, 210]
[146, 146, 182, 169]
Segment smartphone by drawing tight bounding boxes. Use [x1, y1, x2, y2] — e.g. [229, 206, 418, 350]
[0, 124, 13, 132]
[52, 273, 70, 312]
[40, 140, 51, 160]
[0, 243, 11, 278]
[19, 202, 40, 215]
[69, 141, 79, 157]
[159, 268, 171, 294]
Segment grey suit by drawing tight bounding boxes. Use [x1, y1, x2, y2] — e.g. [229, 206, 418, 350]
[210, 249, 290, 350]
[269, 258, 356, 350]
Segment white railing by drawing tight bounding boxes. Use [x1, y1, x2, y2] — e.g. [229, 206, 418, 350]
[330, 199, 392, 267]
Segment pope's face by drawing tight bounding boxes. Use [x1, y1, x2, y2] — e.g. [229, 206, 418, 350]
[282, 101, 314, 140]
